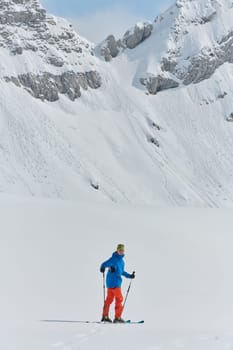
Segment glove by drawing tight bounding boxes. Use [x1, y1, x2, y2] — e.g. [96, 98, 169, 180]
[109, 266, 115, 272]
[100, 266, 105, 273]
[130, 271, 135, 279]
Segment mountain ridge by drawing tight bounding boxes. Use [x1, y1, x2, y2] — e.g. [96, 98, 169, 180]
[0, 0, 233, 206]
[98, 0, 233, 94]
[0, 0, 101, 101]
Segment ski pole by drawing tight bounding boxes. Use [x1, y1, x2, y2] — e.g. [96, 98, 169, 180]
[122, 271, 135, 315]
[102, 270, 106, 306]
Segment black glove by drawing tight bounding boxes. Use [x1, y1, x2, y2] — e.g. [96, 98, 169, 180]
[109, 266, 115, 272]
[100, 266, 105, 273]
[130, 271, 135, 279]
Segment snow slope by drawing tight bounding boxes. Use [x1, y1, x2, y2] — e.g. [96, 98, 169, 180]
[1, 0, 233, 206]
[1, 196, 233, 349]
[1, 58, 233, 206]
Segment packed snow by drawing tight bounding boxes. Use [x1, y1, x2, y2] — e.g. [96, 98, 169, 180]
[1, 195, 233, 349]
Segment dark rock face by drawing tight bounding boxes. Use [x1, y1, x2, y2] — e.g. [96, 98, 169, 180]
[47, 56, 65, 67]
[6, 71, 101, 102]
[101, 35, 120, 62]
[161, 30, 233, 86]
[161, 57, 177, 73]
[141, 75, 179, 94]
[0, 0, 46, 25]
[99, 22, 153, 61]
[181, 51, 221, 85]
[200, 10, 216, 24]
[226, 113, 233, 122]
[122, 22, 153, 49]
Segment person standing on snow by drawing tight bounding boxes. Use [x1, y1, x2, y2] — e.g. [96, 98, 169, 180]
[100, 244, 135, 323]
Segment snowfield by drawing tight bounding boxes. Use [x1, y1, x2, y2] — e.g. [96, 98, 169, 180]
[1, 196, 233, 349]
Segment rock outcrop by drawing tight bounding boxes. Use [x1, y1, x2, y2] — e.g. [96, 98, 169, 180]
[0, 0, 102, 101]
[158, 0, 233, 88]
[98, 0, 233, 95]
[226, 113, 233, 122]
[5, 70, 101, 101]
[100, 35, 121, 62]
[99, 21, 153, 61]
[0, 0, 46, 25]
[161, 34, 233, 86]
[140, 75, 179, 94]
[122, 22, 153, 49]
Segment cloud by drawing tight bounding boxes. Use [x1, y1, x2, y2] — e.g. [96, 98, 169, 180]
[69, 7, 145, 44]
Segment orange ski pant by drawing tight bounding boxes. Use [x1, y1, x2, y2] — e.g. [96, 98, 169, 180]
[103, 288, 123, 319]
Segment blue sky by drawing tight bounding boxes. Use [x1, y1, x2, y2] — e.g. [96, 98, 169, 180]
[41, 0, 174, 42]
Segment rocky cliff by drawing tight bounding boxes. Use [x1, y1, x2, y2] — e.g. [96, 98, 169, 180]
[98, 0, 233, 95]
[0, 0, 101, 101]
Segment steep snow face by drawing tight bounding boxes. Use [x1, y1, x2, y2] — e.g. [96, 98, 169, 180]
[1, 0, 233, 206]
[0, 0, 101, 101]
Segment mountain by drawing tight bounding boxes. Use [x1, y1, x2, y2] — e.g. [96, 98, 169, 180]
[1, 0, 233, 206]
[0, 0, 101, 101]
[99, 0, 233, 93]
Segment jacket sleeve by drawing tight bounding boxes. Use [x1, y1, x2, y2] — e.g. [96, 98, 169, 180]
[122, 271, 131, 278]
[100, 256, 114, 270]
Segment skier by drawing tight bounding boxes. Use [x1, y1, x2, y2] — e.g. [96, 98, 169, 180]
[100, 244, 135, 323]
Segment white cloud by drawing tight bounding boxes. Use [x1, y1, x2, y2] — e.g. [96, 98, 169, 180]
[69, 7, 146, 44]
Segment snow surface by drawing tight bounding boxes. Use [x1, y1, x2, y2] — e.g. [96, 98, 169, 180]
[1, 195, 233, 349]
[1, 0, 233, 206]
[1, 56, 233, 206]
[1, 1, 233, 349]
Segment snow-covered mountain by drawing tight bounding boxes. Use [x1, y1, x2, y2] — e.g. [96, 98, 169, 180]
[1, 0, 233, 206]
[99, 0, 233, 94]
[0, 0, 101, 101]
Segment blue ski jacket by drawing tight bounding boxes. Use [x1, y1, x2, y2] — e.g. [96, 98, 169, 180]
[100, 252, 131, 288]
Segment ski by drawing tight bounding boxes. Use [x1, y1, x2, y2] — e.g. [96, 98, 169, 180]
[41, 320, 104, 324]
[41, 319, 144, 324]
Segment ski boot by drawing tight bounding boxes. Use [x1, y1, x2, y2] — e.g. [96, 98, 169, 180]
[101, 316, 112, 323]
[113, 317, 125, 323]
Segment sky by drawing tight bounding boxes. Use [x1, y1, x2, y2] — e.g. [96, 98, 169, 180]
[40, 0, 174, 43]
